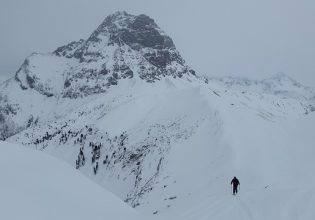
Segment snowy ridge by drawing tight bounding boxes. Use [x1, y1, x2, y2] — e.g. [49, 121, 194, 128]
[0, 11, 315, 220]
[206, 72, 315, 101]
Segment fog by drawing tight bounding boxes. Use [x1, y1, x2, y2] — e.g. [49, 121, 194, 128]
[0, 0, 314, 86]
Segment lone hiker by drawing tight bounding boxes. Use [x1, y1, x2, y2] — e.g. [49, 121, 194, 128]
[231, 176, 240, 195]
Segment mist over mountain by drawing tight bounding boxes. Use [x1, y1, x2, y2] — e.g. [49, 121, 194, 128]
[1, 11, 315, 220]
[0, 73, 10, 83]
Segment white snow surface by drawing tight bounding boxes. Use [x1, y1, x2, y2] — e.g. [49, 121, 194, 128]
[151, 90, 315, 220]
[0, 141, 146, 220]
[3, 75, 315, 220]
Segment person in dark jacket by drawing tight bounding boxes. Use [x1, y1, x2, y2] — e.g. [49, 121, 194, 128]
[231, 177, 240, 195]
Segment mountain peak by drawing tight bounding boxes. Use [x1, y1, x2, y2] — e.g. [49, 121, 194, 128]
[89, 11, 175, 51]
[15, 11, 195, 99]
[100, 11, 135, 30]
[109, 10, 130, 17]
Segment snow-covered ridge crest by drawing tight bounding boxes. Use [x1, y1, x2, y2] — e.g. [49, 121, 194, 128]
[206, 72, 315, 101]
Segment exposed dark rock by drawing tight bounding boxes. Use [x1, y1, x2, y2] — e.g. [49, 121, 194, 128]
[107, 76, 118, 86]
[144, 50, 172, 68]
[54, 39, 84, 58]
[26, 74, 36, 88]
[99, 68, 108, 75]
[189, 69, 196, 75]
[64, 78, 71, 88]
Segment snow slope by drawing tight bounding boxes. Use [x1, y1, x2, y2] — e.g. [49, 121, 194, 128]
[6, 76, 315, 220]
[149, 89, 315, 220]
[0, 141, 146, 220]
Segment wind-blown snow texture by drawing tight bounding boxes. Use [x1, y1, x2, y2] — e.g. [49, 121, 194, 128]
[0, 141, 144, 220]
[1, 11, 315, 220]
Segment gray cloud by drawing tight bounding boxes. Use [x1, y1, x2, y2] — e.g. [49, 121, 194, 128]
[0, 0, 314, 86]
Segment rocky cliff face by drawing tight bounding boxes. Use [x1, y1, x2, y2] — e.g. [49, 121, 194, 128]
[13, 11, 194, 99]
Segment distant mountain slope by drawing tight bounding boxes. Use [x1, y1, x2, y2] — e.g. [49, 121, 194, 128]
[207, 72, 315, 101]
[0, 141, 145, 220]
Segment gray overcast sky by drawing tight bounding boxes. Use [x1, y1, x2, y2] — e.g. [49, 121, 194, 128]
[0, 0, 314, 86]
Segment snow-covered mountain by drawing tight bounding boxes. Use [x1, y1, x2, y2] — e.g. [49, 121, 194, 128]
[207, 72, 315, 101]
[1, 11, 315, 220]
[15, 11, 193, 99]
[0, 11, 194, 140]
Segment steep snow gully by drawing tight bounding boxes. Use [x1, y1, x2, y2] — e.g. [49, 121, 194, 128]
[1, 11, 315, 220]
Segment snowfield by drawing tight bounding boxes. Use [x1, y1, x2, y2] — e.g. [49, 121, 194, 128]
[151, 93, 315, 220]
[0, 141, 146, 220]
[5, 77, 315, 220]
